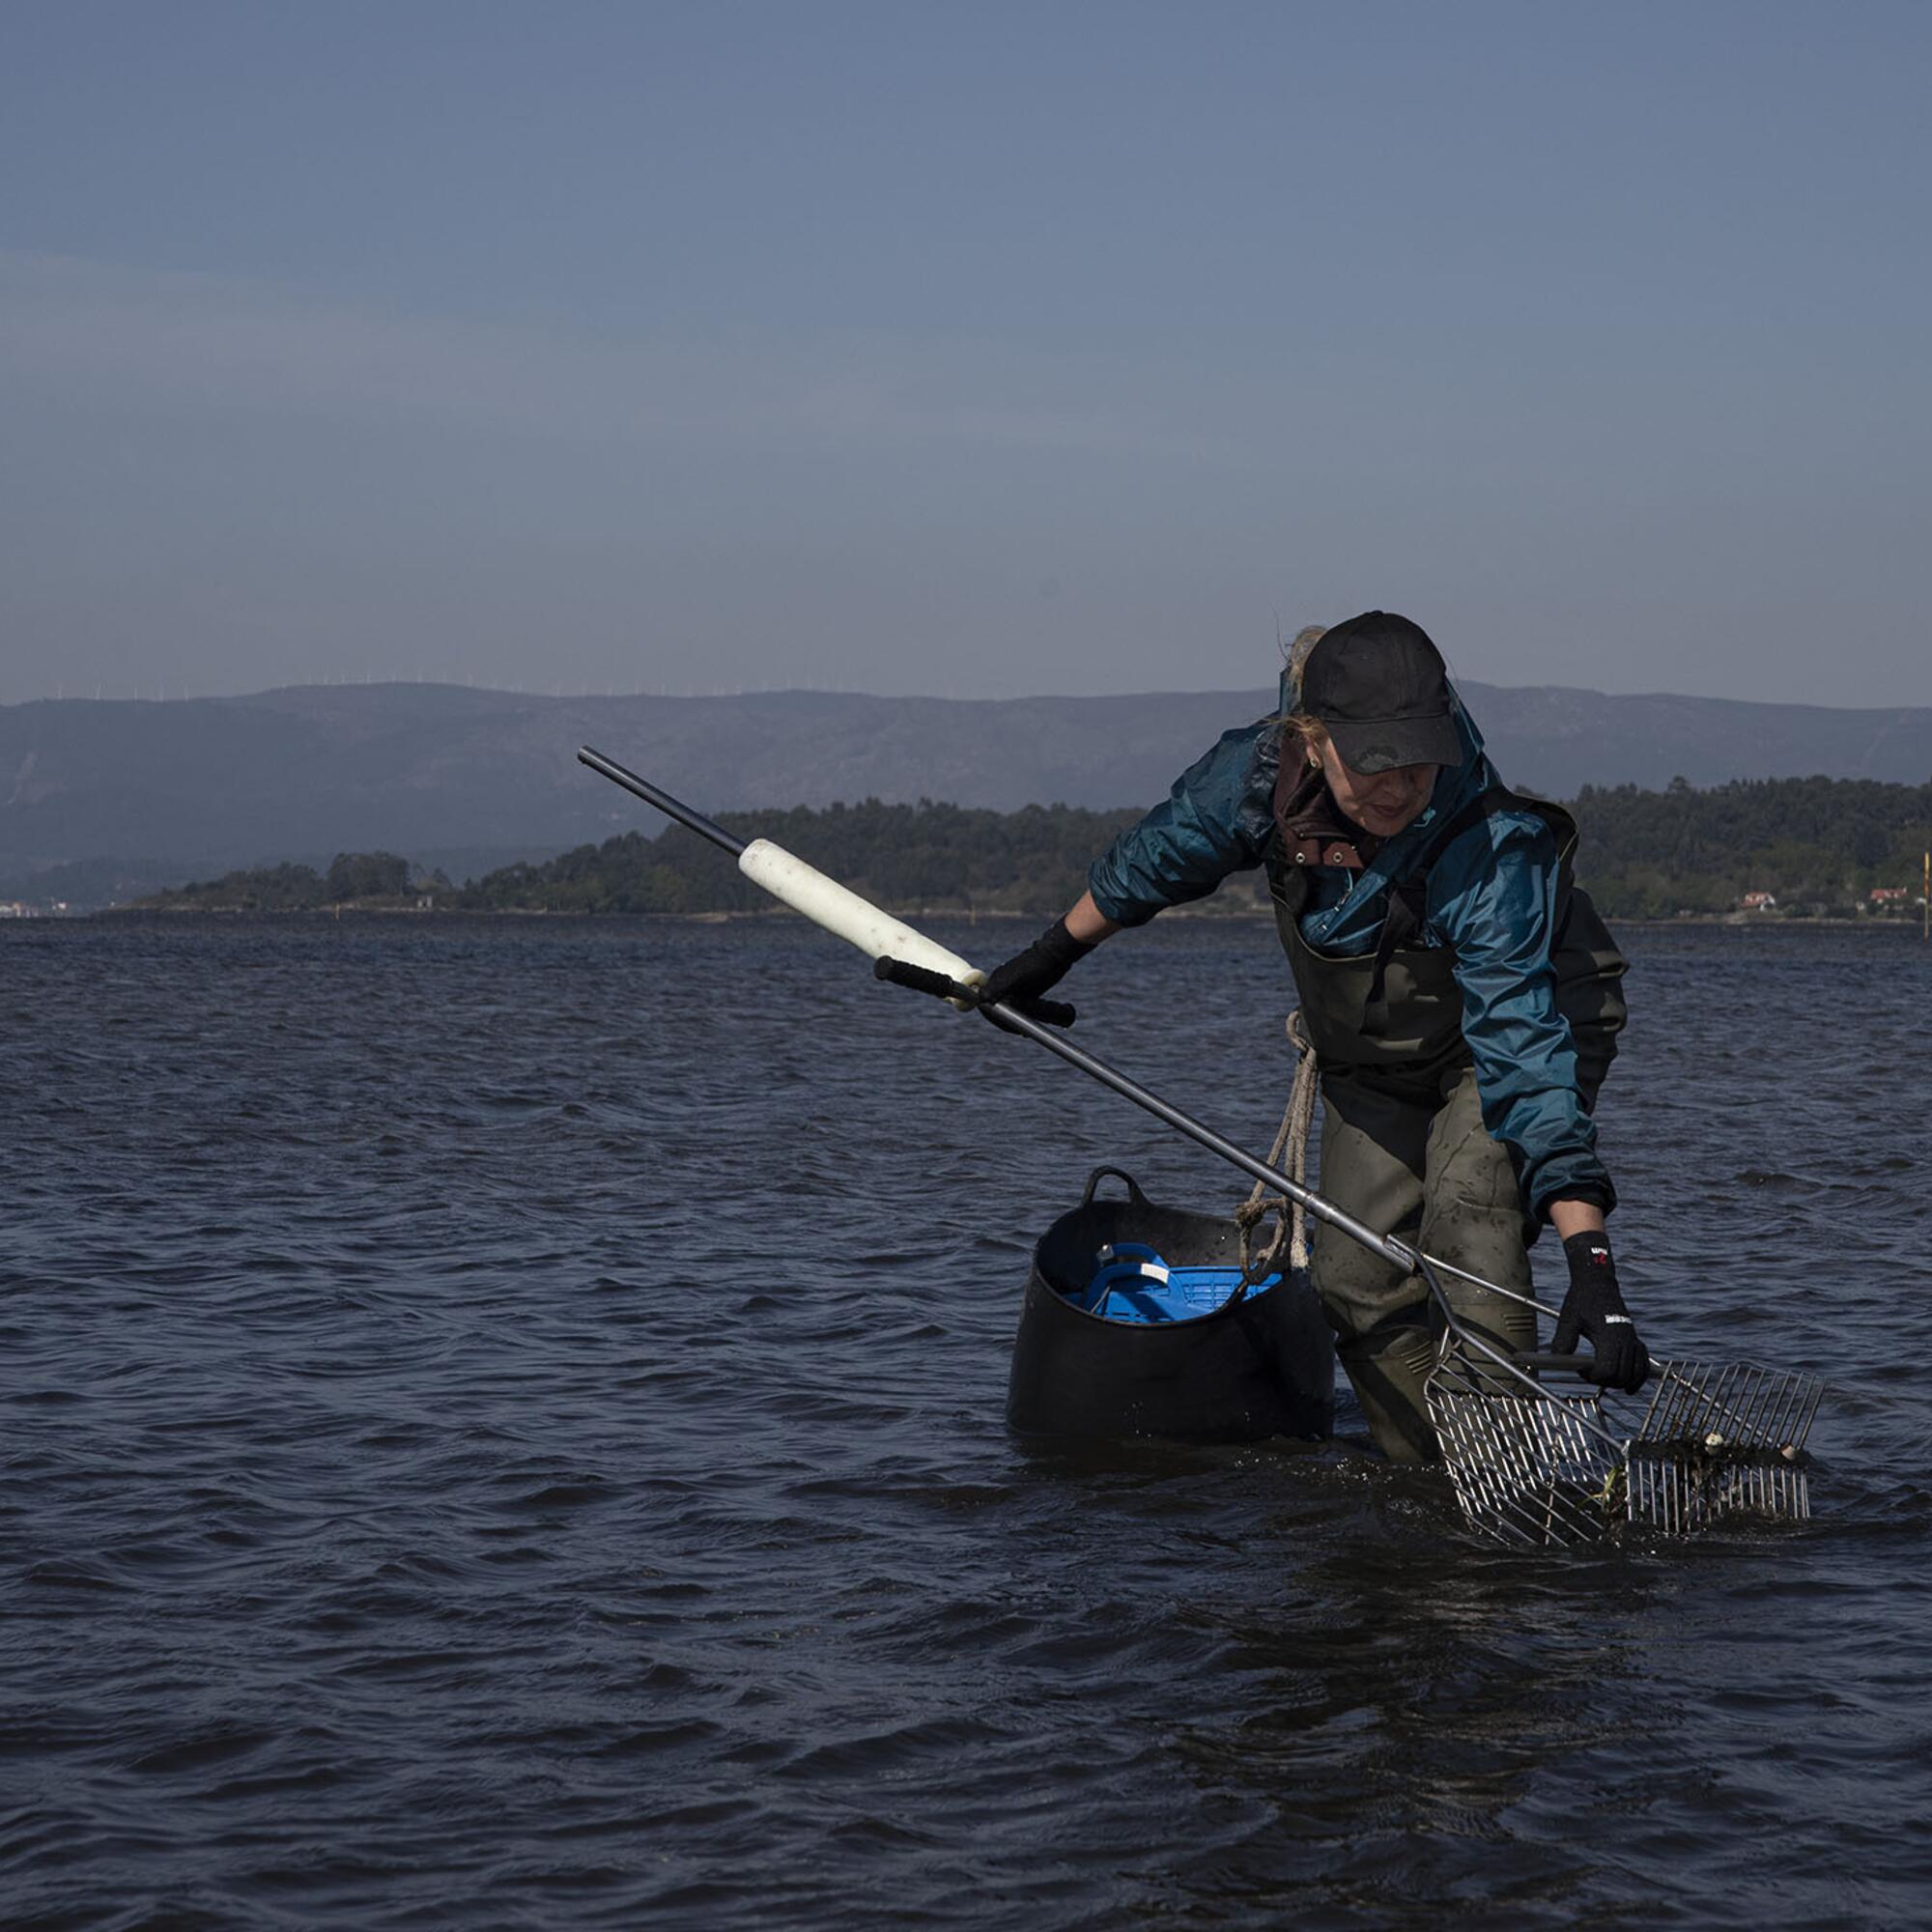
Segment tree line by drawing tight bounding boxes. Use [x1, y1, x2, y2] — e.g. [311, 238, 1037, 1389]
[134, 775, 1932, 921]
[141, 851, 438, 911]
[456, 801, 1150, 916]
[1571, 776, 1932, 917]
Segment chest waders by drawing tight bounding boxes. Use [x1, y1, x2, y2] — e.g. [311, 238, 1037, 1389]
[1265, 790, 1629, 1462]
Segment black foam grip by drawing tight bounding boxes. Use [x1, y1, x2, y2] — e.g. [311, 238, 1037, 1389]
[872, 955, 959, 999]
[871, 955, 1076, 1028]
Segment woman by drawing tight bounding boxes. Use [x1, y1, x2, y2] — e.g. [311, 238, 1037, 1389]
[982, 611, 1646, 1462]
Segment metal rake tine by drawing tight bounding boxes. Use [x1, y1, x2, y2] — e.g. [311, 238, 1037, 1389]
[1746, 1368, 1790, 1450]
[1744, 1365, 1807, 1448]
[1779, 1372, 1825, 1452]
[1744, 1364, 1820, 1453]
[1635, 1446, 1684, 1533]
[1693, 1361, 1740, 1439]
[1540, 1481, 1561, 1546]
[1636, 1362, 1678, 1436]
[1776, 1458, 1809, 1520]
[1756, 1366, 1801, 1447]
[1732, 1364, 1782, 1446]
[1767, 1367, 1817, 1448]
[1651, 1358, 1722, 1432]
[1632, 1452, 1658, 1533]
[1797, 1375, 1824, 1446]
[1758, 1371, 1805, 1454]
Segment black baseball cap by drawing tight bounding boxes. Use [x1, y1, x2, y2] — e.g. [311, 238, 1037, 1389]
[1299, 611, 1463, 774]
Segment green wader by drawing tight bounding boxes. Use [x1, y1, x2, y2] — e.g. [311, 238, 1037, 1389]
[1267, 797, 1629, 1463]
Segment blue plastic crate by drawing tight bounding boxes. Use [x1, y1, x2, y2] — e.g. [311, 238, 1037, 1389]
[1071, 1241, 1282, 1324]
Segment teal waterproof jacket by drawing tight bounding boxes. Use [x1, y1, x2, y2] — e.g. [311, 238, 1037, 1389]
[1086, 689, 1613, 1219]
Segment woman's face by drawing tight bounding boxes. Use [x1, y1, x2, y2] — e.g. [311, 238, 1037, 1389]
[1315, 737, 1440, 838]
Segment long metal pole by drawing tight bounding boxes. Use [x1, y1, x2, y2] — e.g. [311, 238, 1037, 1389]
[578, 746, 747, 857]
[970, 995, 1416, 1268]
[579, 743, 1414, 1270]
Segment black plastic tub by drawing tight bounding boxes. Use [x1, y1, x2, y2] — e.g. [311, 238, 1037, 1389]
[1008, 1167, 1336, 1443]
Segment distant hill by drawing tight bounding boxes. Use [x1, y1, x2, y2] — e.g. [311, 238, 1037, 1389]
[3, 678, 1929, 903]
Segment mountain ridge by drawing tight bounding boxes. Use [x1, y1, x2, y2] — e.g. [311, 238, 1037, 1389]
[5, 678, 1929, 900]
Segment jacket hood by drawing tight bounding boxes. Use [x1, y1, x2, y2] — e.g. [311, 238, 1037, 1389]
[1433, 682, 1499, 820]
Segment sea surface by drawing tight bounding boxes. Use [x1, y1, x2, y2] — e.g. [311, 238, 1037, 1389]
[4, 914, 1929, 1930]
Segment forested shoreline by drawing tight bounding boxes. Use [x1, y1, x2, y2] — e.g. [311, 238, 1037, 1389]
[1570, 777, 1930, 917]
[131, 774, 1932, 923]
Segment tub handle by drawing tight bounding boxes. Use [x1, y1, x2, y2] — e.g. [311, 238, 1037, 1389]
[1080, 1165, 1151, 1209]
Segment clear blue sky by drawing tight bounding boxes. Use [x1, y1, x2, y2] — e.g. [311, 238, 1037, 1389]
[3, 0, 1928, 705]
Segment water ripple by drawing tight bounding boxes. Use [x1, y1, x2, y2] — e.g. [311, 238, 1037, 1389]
[2, 915, 1927, 1929]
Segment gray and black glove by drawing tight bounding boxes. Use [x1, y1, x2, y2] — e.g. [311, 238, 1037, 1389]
[980, 916, 1094, 1027]
[1552, 1231, 1650, 1392]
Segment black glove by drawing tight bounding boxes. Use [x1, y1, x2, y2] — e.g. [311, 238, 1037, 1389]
[1552, 1231, 1650, 1393]
[980, 916, 1094, 1026]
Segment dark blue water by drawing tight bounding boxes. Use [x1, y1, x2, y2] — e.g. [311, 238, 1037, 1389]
[5, 915, 1929, 1929]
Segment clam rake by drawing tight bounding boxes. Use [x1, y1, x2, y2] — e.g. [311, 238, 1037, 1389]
[577, 745, 1825, 1548]
[1415, 1258, 1821, 1548]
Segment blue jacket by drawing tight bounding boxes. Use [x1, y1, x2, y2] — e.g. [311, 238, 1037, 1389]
[1086, 689, 1611, 1218]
